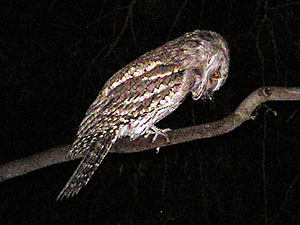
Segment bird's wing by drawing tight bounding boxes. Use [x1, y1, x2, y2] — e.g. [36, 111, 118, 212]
[69, 63, 190, 158]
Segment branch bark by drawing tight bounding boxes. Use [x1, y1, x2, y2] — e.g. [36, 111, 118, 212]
[1, 86, 299, 182]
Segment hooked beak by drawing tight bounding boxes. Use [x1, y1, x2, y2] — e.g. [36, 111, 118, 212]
[211, 77, 221, 91]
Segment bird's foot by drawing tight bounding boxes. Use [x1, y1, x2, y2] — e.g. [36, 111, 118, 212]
[145, 126, 171, 143]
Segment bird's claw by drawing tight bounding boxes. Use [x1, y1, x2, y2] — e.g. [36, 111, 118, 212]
[145, 126, 171, 143]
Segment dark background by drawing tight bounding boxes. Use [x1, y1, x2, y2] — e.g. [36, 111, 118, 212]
[1, 0, 300, 224]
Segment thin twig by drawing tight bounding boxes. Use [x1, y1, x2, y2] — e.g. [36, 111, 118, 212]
[166, 0, 188, 41]
[83, 0, 137, 79]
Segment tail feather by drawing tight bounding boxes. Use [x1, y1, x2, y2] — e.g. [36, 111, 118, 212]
[57, 134, 114, 200]
[67, 134, 99, 159]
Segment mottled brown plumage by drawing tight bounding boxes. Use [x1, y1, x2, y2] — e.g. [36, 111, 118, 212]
[57, 30, 230, 200]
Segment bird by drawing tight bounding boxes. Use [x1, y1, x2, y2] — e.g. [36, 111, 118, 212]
[57, 30, 230, 200]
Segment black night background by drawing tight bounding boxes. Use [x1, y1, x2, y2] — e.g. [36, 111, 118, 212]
[1, 0, 300, 224]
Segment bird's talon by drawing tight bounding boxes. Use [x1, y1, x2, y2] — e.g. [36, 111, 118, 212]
[145, 126, 171, 143]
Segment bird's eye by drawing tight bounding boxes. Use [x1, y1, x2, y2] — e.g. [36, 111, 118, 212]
[212, 71, 221, 80]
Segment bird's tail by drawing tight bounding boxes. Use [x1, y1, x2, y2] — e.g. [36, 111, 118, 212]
[57, 134, 114, 200]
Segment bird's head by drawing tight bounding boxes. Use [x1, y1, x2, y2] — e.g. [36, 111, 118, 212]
[185, 30, 230, 101]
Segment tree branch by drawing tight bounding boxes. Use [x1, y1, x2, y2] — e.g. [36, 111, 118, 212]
[1, 86, 299, 182]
